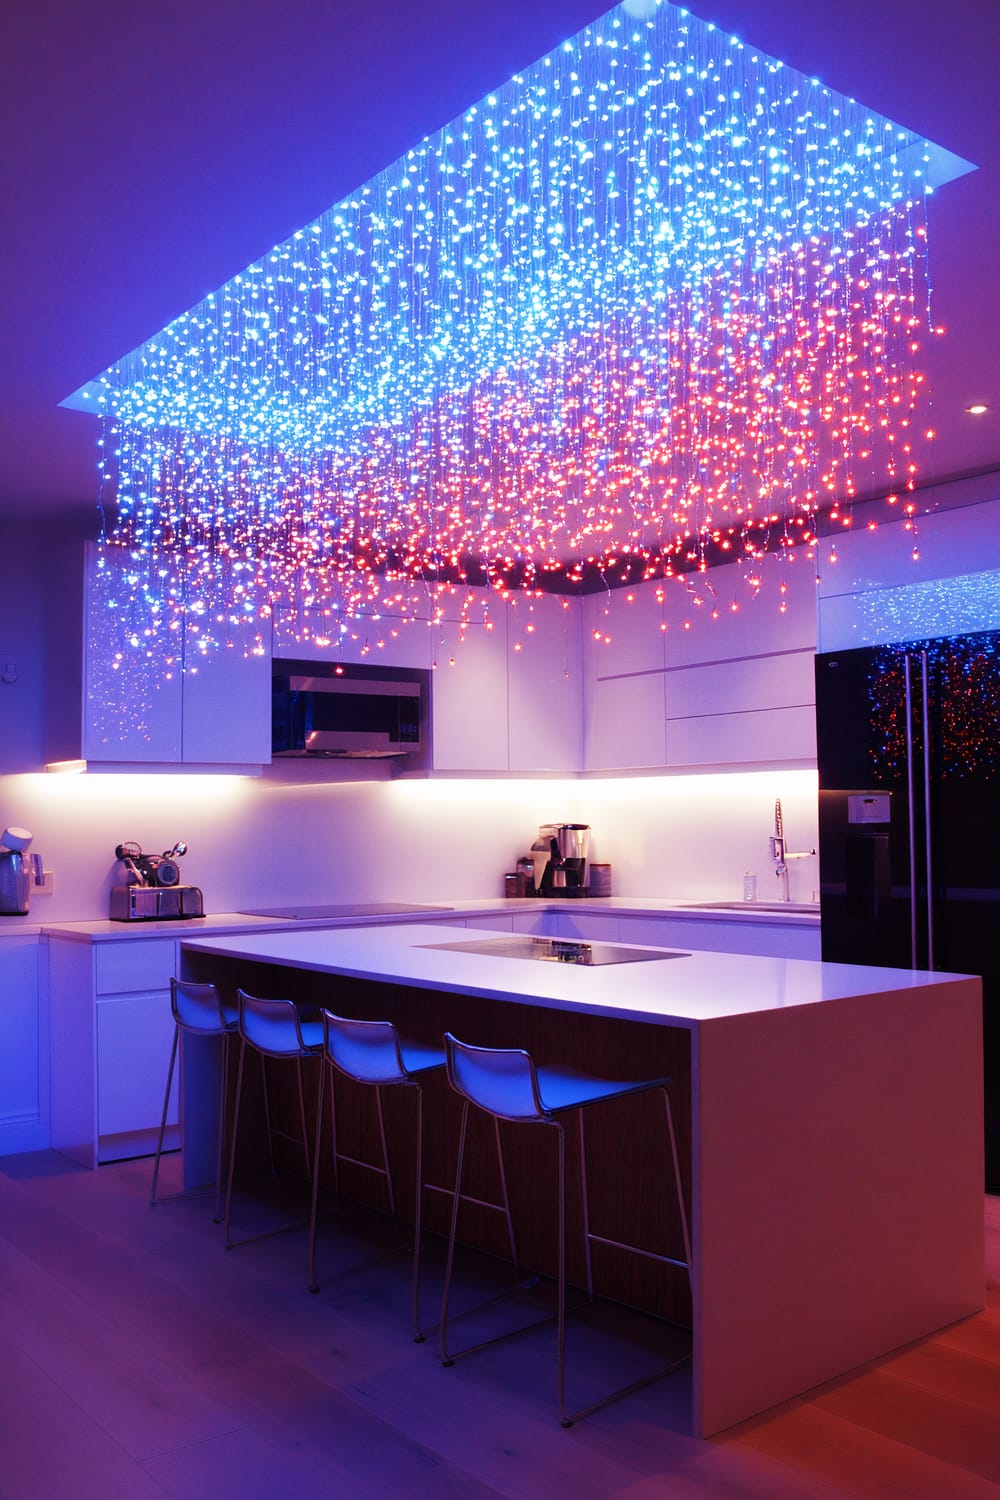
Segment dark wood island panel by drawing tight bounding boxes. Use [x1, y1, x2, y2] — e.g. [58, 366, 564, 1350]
[184, 948, 693, 1329]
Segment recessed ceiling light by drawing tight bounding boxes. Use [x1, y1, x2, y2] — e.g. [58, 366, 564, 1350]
[966, 403, 988, 415]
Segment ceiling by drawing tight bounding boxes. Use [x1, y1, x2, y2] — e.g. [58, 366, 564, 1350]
[3, 0, 997, 529]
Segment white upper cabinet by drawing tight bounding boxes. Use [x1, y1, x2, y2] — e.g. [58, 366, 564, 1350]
[590, 673, 667, 769]
[507, 595, 581, 773]
[430, 616, 510, 771]
[181, 620, 271, 764]
[80, 543, 271, 768]
[274, 606, 433, 670]
[583, 585, 666, 769]
[664, 651, 817, 767]
[582, 557, 818, 771]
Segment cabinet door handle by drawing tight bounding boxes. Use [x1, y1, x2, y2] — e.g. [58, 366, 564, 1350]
[920, 650, 935, 970]
[904, 654, 918, 969]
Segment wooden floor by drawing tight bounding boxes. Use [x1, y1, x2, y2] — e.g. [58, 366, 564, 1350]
[0, 1152, 997, 1500]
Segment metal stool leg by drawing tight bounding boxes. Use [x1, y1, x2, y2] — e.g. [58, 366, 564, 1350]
[411, 1081, 426, 1342]
[577, 1108, 595, 1301]
[493, 1117, 518, 1267]
[662, 1088, 692, 1269]
[150, 1022, 180, 1207]
[296, 1057, 311, 1180]
[260, 1053, 276, 1175]
[212, 1031, 231, 1224]
[439, 1098, 470, 1365]
[223, 1036, 247, 1249]
[308, 1057, 328, 1293]
[555, 1120, 572, 1427]
[374, 1085, 395, 1219]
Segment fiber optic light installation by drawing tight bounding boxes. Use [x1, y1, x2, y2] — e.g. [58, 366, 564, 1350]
[64, 0, 971, 658]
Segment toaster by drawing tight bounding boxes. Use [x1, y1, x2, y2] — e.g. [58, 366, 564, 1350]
[109, 884, 205, 921]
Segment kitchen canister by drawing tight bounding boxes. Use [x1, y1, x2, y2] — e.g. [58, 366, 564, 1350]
[0, 826, 33, 915]
[588, 863, 612, 897]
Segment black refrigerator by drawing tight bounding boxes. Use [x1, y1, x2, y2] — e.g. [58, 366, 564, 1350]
[815, 630, 999, 1193]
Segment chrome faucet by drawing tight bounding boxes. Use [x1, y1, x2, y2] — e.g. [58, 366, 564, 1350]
[769, 799, 815, 902]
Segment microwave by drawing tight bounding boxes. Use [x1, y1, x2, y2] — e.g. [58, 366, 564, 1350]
[271, 662, 427, 758]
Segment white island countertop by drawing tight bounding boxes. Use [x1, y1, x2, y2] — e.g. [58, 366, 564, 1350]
[179, 920, 968, 1029]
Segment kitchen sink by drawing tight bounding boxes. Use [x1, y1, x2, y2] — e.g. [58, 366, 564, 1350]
[681, 901, 820, 914]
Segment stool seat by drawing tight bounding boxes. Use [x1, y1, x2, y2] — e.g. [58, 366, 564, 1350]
[440, 1031, 691, 1428]
[151, 978, 239, 1220]
[309, 1011, 447, 1340]
[172, 978, 239, 1035]
[238, 993, 325, 1057]
[448, 1039, 671, 1121]
[321, 1012, 445, 1086]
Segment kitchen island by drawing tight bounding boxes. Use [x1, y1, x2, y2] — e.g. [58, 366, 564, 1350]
[178, 923, 984, 1438]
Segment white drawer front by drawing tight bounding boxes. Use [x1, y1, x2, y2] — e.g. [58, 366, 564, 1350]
[95, 938, 178, 995]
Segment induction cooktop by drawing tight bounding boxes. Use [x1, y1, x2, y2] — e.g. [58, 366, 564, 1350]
[421, 935, 690, 967]
[237, 902, 455, 920]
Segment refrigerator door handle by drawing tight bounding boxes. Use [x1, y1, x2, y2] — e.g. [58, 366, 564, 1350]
[921, 650, 935, 969]
[904, 654, 918, 968]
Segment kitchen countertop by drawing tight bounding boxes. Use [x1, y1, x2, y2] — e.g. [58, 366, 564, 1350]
[25, 894, 820, 944]
[178, 919, 957, 1028]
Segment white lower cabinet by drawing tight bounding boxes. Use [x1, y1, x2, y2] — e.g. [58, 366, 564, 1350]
[552, 910, 621, 942]
[461, 915, 515, 932]
[508, 907, 820, 959]
[0, 936, 47, 1154]
[49, 934, 178, 1168]
[616, 912, 820, 959]
[510, 910, 559, 935]
[96, 991, 178, 1148]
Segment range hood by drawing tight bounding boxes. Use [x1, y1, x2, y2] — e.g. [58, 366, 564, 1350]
[271, 661, 428, 759]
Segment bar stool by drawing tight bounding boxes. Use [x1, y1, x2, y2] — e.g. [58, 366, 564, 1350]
[439, 1032, 692, 1428]
[308, 1011, 447, 1341]
[223, 988, 325, 1250]
[150, 978, 238, 1222]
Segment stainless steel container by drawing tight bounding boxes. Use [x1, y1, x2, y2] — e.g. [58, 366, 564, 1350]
[0, 852, 30, 914]
[109, 884, 205, 921]
[0, 827, 38, 915]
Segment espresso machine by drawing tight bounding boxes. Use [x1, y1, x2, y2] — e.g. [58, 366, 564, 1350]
[529, 823, 591, 897]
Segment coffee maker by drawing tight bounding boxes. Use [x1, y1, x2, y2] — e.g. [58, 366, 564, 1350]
[529, 823, 591, 897]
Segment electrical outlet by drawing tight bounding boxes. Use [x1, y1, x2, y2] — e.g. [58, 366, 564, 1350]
[1, 660, 17, 685]
[35, 870, 54, 896]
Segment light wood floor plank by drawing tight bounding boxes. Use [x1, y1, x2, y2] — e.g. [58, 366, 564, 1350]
[729, 1396, 1000, 1500]
[1, 1152, 997, 1500]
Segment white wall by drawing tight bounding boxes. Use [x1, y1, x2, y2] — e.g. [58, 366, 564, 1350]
[0, 763, 819, 922]
[582, 768, 819, 905]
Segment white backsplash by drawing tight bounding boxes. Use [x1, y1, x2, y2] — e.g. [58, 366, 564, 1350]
[0, 765, 819, 924]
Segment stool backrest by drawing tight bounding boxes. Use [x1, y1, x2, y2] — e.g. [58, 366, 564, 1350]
[321, 1011, 407, 1084]
[237, 988, 311, 1057]
[170, 977, 231, 1034]
[444, 1032, 546, 1121]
